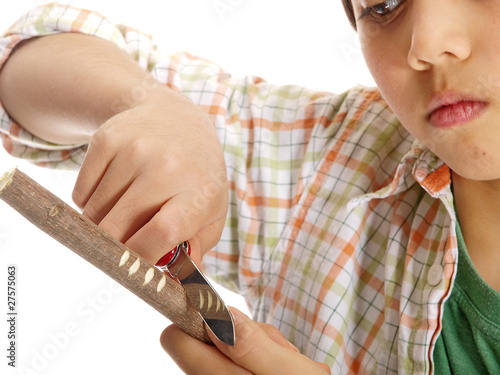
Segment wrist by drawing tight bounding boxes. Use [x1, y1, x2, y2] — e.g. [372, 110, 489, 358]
[110, 76, 174, 116]
[83, 80, 175, 142]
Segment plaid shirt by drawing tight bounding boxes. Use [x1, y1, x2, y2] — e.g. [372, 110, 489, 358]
[0, 4, 459, 374]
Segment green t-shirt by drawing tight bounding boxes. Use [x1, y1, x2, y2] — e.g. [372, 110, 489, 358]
[433, 222, 500, 374]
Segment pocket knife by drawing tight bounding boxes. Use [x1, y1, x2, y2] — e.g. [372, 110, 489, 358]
[155, 241, 235, 346]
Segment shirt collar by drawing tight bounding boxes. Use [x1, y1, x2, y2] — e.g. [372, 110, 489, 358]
[347, 139, 456, 220]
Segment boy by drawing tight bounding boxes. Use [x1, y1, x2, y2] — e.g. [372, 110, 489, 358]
[0, 1, 498, 374]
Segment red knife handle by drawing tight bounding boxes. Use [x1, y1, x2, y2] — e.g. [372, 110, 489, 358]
[155, 241, 191, 268]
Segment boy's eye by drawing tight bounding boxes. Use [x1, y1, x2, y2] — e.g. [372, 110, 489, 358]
[359, 0, 404, 22]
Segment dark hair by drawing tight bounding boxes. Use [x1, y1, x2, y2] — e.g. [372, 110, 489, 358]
[341, 0, 357, 30]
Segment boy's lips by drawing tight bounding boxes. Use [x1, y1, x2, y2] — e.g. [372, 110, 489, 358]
[426, 91, 489, 128]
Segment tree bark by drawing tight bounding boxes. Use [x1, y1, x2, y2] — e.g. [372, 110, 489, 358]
[0, 167, 211, 344]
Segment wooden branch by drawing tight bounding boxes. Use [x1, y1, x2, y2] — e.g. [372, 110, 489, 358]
[0, 167, 211, 344]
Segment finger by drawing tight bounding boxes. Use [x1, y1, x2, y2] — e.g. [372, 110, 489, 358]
[256, 323, 300, 353]
[185, 219, 226, 264]
[94, 162, 200, 240]
[122, 193, 225, 264]
[95, 179, 166, 245]
[78, 137, 189, 227]
[208, 307, 331, 375]
[160, 324, 252, 375]
[72, 135, 113, 210]
[79, 160, 136, 225]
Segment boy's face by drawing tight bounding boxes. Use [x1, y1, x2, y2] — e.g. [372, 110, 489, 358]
[352, 0, 500, 181]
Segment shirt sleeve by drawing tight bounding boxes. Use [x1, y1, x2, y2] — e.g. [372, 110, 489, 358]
[0, 2, 361, 295]
[0, 3, 160, 169]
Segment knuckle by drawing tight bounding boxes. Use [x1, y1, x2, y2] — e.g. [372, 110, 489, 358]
[190, 177, 228, 215]
[203, 219, 225, 250]
[128, 138, 149, 160]
[90, 125, 118, 157]
[230, 322, 262, 362]
[151, 213, 185, 247]
[202, 179, 223, 200]
[90, 127, 111, 148]
[98, 218, 122, 241]
[191, 190, 210, 211]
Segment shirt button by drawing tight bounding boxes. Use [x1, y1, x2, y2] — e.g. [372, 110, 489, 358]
[427, 263, 444, 286]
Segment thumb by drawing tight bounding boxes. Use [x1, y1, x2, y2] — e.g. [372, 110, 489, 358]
[207, 307, 331, 375]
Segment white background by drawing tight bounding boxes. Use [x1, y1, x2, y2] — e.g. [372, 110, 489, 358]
[0, 1, 374, 374]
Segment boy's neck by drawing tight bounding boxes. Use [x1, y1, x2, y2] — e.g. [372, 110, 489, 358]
[452, 171, 500, 292]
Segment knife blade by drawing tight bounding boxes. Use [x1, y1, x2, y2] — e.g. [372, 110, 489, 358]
[156, 241, 235, 346]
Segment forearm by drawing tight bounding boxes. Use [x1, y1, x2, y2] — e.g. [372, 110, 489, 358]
[0, 32, 167, 144]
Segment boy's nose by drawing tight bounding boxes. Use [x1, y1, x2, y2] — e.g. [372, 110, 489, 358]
[407, 0, 472, 71]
